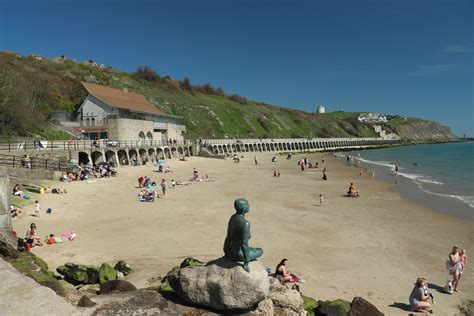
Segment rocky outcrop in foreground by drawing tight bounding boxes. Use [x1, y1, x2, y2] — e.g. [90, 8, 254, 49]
[0, 258, 79, 315]
[168, 257, 270, 311]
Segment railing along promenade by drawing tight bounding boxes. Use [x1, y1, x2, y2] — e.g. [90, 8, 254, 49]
[0, 137, 398, 153]
[0, 154, 68, 172]
[0, 139, 193, 153]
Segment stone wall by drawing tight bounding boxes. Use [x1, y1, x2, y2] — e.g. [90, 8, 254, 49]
[107, 118, 161, 141]
[0, 167, 13, 244]
[8, 168, 63, 181]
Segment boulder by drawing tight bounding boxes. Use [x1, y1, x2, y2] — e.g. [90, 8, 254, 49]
[267, 277, 305, 315]
[0, 240, 18, 259]
[116, 271, 124, 279]
[56, 263, 99, 285]
[99, 280, 137, 294]
[180, 257, 203, 268]
[347, 297, 383, 316]
[98, 263, 117, 285]
[114, 260, 134, 276]
[302, 295, 319, 315]
[251, 298, 275, 315]
[315, 299, 351, 316]
[78, 295, 97, 307]
[168, 257, 270, 311]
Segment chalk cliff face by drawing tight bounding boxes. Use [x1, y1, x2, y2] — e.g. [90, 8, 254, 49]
[385, 119, 457, 142]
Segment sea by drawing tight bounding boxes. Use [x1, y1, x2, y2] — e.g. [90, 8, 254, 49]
[338, 141, 474, 220]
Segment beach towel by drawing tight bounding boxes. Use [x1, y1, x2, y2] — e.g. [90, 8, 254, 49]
[61, 231, 77, 241]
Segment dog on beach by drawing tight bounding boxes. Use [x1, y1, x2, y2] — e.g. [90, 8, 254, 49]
[444, 280, 454, 294]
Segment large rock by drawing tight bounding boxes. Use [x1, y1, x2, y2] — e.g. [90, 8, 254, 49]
[99, 280, 137, 294]
[315, 299, 351, 316]
[114, 260, 134, 276]
[347, 297, 383, 316]
[267, 277, 305, 315]
[56, 263, 99, 285]
[168, 257, 270, 311]
[98, 263, 117, 284]
[0, 258, 79, 315]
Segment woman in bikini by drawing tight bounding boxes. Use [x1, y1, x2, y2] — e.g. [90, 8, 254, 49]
[275, 258, 293, 283]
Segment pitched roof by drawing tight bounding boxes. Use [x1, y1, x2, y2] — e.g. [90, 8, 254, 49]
[81, 82, 163, 115]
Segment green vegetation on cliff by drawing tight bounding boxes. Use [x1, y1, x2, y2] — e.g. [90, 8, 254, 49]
[0, 52, 456, 141]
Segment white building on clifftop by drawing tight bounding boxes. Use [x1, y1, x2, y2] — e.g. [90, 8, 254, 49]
[316, 105, 325, 113]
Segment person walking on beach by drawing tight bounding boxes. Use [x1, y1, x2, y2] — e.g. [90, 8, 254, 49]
[319, 194, 324, 206]
[161, 178, 167, 198]
[254, 156, 258, 165]
[322, 168, 327, 181]
[395, 164, 399, 175]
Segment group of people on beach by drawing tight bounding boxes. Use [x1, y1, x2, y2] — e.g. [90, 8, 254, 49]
[409, 245, 468, 313]
[60, 163, 116, 182]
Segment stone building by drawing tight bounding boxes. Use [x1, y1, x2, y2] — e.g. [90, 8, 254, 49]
[67, 82, 185, 142]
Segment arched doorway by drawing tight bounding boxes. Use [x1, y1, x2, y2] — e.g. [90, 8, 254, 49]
[117, 150, 129, 165]
[91, 151, 104, 165]
[78, 152, 90, 166]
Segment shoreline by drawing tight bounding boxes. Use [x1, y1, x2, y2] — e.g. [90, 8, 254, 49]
[335, 143, 474, 221]
[12, 151, 473, 315]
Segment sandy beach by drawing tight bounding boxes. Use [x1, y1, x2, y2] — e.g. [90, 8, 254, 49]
[12, 152, 473, 315]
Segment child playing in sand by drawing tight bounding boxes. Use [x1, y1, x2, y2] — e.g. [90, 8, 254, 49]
[34, 200, 40, 217]
[319, 194, 324, 206]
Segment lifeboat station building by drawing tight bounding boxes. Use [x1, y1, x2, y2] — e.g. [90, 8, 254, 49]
[74, 82, 185, 142]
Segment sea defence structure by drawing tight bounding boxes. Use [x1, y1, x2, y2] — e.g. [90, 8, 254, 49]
[0, 137, 398, 167]
[200, 137, 399, 155]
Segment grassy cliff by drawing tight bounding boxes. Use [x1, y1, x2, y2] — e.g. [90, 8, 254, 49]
[0, 52, 456, 141]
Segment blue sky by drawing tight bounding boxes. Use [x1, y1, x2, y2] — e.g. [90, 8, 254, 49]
[1, 0, 473, 136]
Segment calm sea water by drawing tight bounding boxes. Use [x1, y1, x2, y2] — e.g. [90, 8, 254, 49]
[342, 142, 474, 215]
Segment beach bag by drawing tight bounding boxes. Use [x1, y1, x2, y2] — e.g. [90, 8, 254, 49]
[444, 280, 454, 294]
[46, 208, 52, 214]
[17, 238, 27, 252]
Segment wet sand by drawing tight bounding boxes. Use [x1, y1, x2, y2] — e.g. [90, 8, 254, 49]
[13, 152, 473, 315]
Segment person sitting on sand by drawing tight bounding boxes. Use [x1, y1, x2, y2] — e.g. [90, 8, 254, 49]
[409, 277, 432, 312]
[12, 184, 25, 198]
[60, 173, 69, 182]
[275, 258, 304, 284]
[347, 182, 360, 197]
[25, 223, 44, 247]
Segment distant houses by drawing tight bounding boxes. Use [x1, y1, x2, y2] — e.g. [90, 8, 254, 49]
[357, 113, 388, 123]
